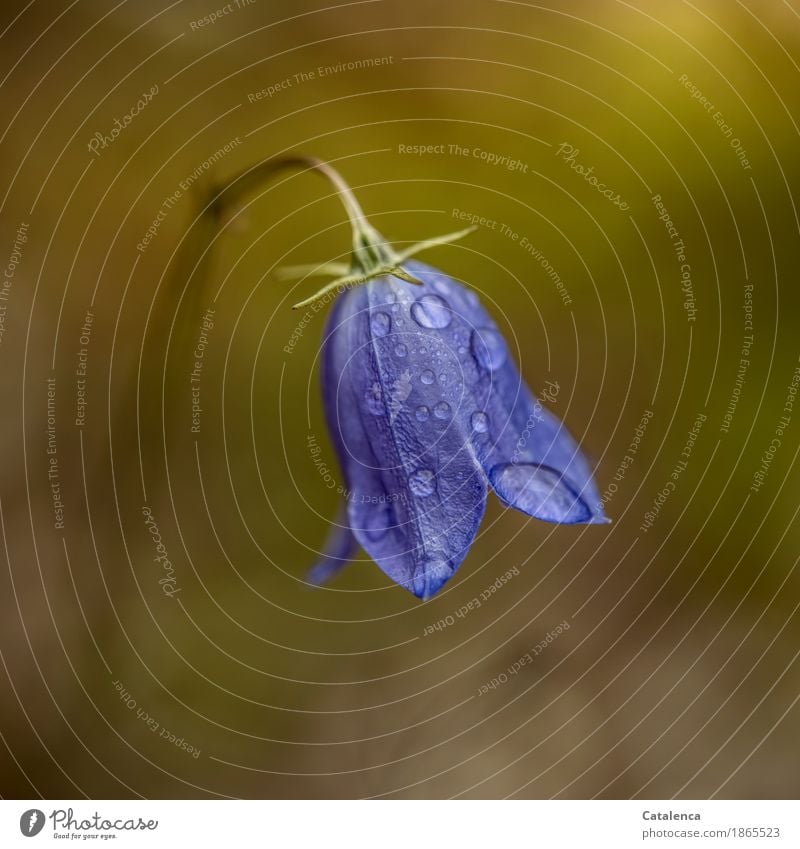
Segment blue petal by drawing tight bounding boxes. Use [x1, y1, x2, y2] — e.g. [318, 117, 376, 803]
[321, 278, 487, 598]
[402, 260, 606, 525]
[306, 502, 358, 586]
[317, 259, 606, 597]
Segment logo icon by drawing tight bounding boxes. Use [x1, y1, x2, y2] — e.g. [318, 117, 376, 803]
[19, 809, 45, 837]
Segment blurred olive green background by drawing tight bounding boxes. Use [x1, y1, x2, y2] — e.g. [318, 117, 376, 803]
[1, 0, 799, 799]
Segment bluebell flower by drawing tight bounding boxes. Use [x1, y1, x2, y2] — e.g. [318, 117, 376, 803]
[196, 155, 607, 599]
[287, 160, 608, 599]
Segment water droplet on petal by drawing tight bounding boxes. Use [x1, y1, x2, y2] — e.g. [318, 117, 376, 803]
[370, 311, 391, 337]
[415, 405, 430, 422]
[394, 343, 408, 358]
[489, 463, 591, 522]
[471, 327, 507, 371]
[458, 346, 467, 355]
[411, 294, 452, 329]
[433, 401, 451, 420]
[454, 326, 470, 345]
[471, 411, 489, 433]
[438, 373, 448, 384]
[408, 468, 435, 497]
[364, 383, 385, 416]
[420, 369, 435, 385]
[391, 303, 400, 313]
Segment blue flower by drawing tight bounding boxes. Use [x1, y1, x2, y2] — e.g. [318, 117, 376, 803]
[201, 155, 607, 599]
[311, 260, 607, 599]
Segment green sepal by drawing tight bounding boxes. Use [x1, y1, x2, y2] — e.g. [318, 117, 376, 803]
[284, 224, 477, 308]
[291, 264, 424, 310]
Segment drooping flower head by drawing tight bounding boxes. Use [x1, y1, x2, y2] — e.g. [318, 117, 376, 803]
[290, 160, 608, 599]
[197, 156, 607, 599]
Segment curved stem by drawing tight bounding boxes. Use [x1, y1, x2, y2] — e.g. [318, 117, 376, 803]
[205, 155, 395, 273]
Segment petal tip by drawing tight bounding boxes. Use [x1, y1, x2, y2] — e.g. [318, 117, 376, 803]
[305, 511, 357, 587]
[406, 555, 456, 600]
[489, 462, 594, 524]
[305, 560, 341, 587]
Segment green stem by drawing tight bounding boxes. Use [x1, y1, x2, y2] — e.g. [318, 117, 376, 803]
[205, 155, 396, 275]
[182, 154, 475, 309]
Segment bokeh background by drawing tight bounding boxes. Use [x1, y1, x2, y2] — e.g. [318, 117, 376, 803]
[1, 0, 799, 799]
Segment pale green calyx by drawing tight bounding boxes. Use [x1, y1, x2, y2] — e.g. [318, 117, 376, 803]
[275, 158, 476, 309]
[285, 222, 477, 310]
